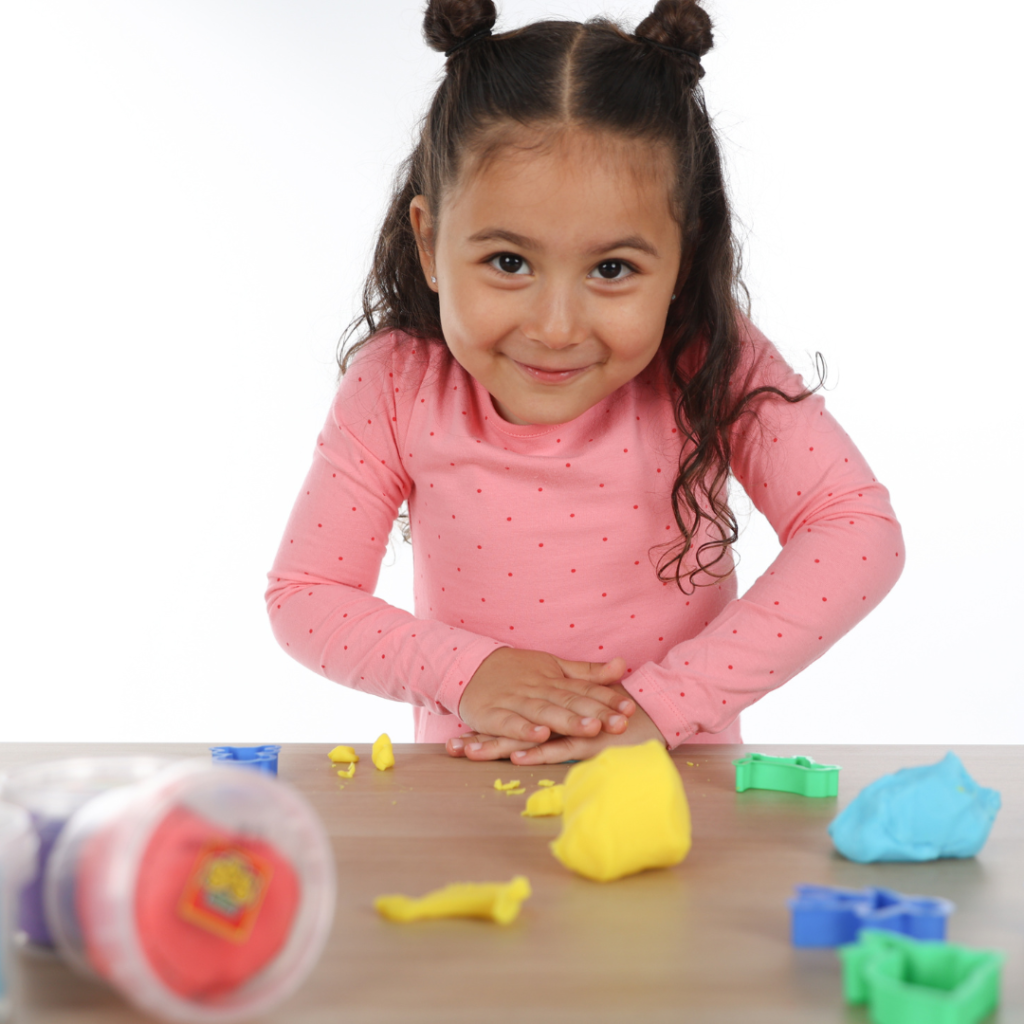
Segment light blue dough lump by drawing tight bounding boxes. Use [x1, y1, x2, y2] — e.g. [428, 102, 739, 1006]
[828, 752, 1001, 863]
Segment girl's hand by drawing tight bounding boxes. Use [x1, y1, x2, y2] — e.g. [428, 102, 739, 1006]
[456, 647, 635, 746]
[447, 685, 666, 763]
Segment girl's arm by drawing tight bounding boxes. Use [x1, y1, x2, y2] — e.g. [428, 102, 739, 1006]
[476, 319, 904, 763]
[620, 318, 905, 746]
[266, 335, 631, 740]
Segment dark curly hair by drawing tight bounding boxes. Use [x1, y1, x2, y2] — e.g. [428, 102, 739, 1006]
[339, 0, 818, 592]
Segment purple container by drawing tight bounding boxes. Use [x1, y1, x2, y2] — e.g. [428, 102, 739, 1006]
[0, 758, 173, 946]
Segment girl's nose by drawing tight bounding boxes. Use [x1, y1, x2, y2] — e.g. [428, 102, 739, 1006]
[521, 283, 582, 350]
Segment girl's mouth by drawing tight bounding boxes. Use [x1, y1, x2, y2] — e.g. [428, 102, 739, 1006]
[513, 360, 592, 384]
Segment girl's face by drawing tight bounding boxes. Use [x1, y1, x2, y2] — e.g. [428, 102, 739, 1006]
[410, 130, 683, 425]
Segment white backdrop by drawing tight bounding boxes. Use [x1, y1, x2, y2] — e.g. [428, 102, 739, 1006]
[2, 1, 1021, 744]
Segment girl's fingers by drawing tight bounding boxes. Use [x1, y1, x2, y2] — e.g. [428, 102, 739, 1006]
[462, 734, 539, 761]
[549, 675, 636, 716]
[509, 734, 593, 766]
[519, 684, 635, 736]
[446, 736, 468, 757]
[554, 655, 627, 685]
[522, 699, 627, 739]
[476, 709, 552, 744]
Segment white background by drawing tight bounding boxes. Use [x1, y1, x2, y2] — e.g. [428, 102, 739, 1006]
[1, 1, 1021, 744]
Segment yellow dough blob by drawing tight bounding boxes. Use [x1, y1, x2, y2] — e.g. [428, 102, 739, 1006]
[550, 740, 691, 882]
[522, 785, 565, 817]
[329, 745, 360, 764]
[493, 778, 521, 791]
[372, 733, 395, 771]
[375, 876, 531, 925]
[336, 763, 356, 779]
[537, 779, 556, 787]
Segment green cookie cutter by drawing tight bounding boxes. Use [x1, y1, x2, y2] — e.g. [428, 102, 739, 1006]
[839, 929, 1004, 1024]
[733, 752, 840, 797]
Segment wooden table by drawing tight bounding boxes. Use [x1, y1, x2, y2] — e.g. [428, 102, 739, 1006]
[3, 743, 1022, 1023]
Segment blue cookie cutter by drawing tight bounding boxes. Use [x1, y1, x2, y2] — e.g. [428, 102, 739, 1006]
[733, 752, 840, 797]
[210, 744, 281, 775]
[840, 929, 1003, 1024]
[790, 884, 954, 948]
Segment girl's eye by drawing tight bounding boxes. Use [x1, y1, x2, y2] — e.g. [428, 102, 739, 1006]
[589, 259, 635, 281]
[489, 253, 530, 276]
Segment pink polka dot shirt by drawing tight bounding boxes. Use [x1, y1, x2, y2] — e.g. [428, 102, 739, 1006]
[266, 318, 904, 748]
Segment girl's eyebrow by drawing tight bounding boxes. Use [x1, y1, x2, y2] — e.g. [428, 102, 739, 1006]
[466, 228, 660, 259]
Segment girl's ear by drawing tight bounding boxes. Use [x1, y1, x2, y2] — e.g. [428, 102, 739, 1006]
[409, 196, 438, 292]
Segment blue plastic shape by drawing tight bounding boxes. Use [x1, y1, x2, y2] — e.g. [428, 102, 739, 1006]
[210, 745, 281, 775]
[790, 884, 954, 948]
[828, 752, 1000, 863]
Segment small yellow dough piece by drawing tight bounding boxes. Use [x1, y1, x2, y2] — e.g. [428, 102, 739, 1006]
[328, 745, 360, 764]
[550, 740, 691, 882]
[372, 733, 395, 771]
[522, 784, 565, 817]
[506, 788, 526, 796]
[493, 779, 520, 791]
[375, 876, 531, 925]
[537, 779, 556, 787]
[336, 763, 356, 779]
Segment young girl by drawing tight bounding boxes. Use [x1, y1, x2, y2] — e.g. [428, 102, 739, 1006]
[266, 0, 903, 766]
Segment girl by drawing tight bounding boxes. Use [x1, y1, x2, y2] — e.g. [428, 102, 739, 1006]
[266, 0, 903, 766]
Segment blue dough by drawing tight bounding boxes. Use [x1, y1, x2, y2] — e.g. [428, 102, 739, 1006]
[828, 752, 1001, 863]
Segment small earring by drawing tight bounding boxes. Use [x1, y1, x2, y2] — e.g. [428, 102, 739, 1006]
[671, 294, 676, 301]
[431, 276, 437, 284]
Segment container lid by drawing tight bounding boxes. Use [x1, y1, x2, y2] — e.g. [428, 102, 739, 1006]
[0, 802, 39, 886]
[1, 757, 176, 821]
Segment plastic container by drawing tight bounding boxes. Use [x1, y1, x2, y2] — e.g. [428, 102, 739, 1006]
[45, 760, 335, 1023]
[209, 747, 280, 776]
[0, 804, 38, 1021]
[0, 757, 173, 946]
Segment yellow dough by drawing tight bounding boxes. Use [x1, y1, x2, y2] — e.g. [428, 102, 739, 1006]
[550, 740, 691, 882]
[375, 876, 532, 925]
[522, 785, 565, 817]
[336, 763, 356, 779]
[328, 745, 360, 764]
[493, 778, 521, 791]
[537, 779, 556, 787]
[372, 733, 395, 771]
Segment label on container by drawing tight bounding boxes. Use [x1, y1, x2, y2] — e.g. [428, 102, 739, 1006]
[177, 841, 273, 943]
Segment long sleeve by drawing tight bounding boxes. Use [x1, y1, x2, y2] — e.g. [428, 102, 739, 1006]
[622, 319, 905, 746]
[265, 337, 506, 718]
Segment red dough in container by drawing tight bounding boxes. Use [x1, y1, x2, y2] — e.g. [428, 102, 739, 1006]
[134, 806, 298, 998]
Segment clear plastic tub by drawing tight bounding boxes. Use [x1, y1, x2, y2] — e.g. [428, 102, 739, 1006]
[0, 757, 173, 946]
[45, 761, 335, 1023]
[0, 803, 38, 1021]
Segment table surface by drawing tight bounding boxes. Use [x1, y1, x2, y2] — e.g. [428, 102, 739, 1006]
[3, 742, 1021, 1024]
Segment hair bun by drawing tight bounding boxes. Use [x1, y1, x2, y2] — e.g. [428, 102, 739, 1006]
[635, 0, 714, 60]
[423, 0, 498, 54]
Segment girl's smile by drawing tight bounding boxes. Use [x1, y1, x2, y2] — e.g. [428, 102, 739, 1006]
[410, 130, 683, 426]
[512, 359, 594, 384]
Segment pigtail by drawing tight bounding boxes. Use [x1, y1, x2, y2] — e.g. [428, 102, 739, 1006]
[423, 0, 497, 55]
[634, 0, 712, 85]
